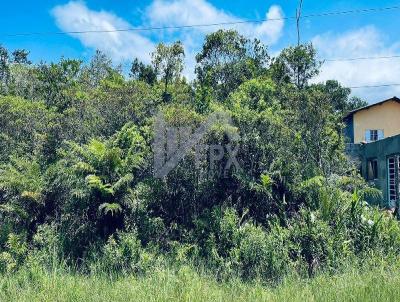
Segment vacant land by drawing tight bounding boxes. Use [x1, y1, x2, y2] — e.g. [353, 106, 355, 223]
[1, 28, 399, 302]
[1, 266, 399, 302]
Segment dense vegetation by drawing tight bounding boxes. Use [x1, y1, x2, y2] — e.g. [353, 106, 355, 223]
[1, 30, 399, 298]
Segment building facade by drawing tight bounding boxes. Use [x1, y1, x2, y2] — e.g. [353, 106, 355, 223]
[345, 97, 400, 209]
[344, 97, 400, 144]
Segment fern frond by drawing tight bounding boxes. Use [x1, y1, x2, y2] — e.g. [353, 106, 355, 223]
[112, 173, 134, 193]
[86, 175, 114, 196]
[98, 202, 122, 216]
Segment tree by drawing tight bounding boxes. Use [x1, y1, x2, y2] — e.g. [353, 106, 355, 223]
[0, 157, 45, 248]
[80, 50, 116, 88]
[315, 80, 368, 115]
[7, 63, 39, 100]
[12, 50, 31, 65]
[346, 96, 368, 112]
[270, 43, 321, 89]
[151, 41, 185, 98]
[321, 80, 351, 114]
[36, 58, 82, 110]
[0, 47, 32, 95]
[45, 123, 150, 257]
[130, 58, 157, 85]
[0, 96, 55, 161]
[195, 30, 269, 101]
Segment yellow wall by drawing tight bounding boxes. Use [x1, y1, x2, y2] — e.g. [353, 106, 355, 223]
[354, 100, 400, 143]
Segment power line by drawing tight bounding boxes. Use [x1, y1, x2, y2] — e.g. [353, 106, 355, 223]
[300, 5, 400, 19]
[323, 55, 400, 62]
[348, 83, 400, 89]
[1, 5, 400, 37]
[2, 2, 400, 91]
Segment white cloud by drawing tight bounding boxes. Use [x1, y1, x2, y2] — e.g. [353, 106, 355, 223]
[52, 1, 284, 79]
[144, 0, 284, 78]
[145, 0, 284, 45]
[146, 0, 236, 29]
[313, 26, 400, 103]
[52, 1, 155, 63]
[255, 5, 284, 45]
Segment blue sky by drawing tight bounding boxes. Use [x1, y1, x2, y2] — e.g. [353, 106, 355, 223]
[1, 0, 400, 102]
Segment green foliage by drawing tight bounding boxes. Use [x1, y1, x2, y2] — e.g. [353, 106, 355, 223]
[270, 43, 320, 89]
[0, 32, 394, 285]
[90, 231, 153, 275]
[36, 58, 82, 110]
[0, 96, 55, 160]
[80, 50, 116, 88]
[0, 234, 27, 273]
[152, 41, 185, 97]
[237, 222, 291, 281]
[42, 124, 150, 258]
[130, 58, 157, 85]
[0, 157, 44, 244]
[28, 223, 63, 270]
[196, 30, 269, 101]
[0, 45, 32, 95]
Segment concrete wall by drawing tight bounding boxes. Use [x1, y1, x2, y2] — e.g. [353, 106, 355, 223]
[353, 100, 400, 143]
[359, 134, 400, 207]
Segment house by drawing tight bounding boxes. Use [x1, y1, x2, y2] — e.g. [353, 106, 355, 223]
[344, 97, 400, 210]
[344, 96, 400, 144]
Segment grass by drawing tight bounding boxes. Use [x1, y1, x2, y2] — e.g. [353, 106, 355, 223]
[1, 264, 400, 302]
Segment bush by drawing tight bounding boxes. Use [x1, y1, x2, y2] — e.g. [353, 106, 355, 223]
[238, 222, 291, 282]
[28, 223, 62, 270]
[192, 207, 292, 281]
[0, 234, 27, 273]
[289, 210, 335, 276]
[90, 231, 154, 275]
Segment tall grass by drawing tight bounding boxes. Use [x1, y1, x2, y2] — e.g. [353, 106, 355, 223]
[1, 263, 400, 302]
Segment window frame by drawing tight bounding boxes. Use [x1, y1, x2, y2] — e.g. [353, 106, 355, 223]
[387, 155, 400, 204]
[370, 130, 378, 142]
[365, 129, 384, 142]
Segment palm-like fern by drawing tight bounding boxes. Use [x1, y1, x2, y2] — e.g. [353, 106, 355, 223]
[98, 202, 122, 216]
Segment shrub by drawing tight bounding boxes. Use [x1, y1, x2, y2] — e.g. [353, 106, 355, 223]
[193, 207, 292, 282]
[289, 210, 335, 276]
[238, 222, 291, 282]
[28, 223, 62, 270]
[0, 234, 27, 273]
[90, 231, 154, 275]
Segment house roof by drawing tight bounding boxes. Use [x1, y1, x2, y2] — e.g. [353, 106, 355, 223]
[345, 96, 400, 118]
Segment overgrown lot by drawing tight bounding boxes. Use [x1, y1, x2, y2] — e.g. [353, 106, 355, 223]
[0, 31, 397, 299]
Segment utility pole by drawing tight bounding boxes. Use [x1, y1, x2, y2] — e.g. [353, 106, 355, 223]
[296, 0, 303, 46]
[296, 0, 303, 88]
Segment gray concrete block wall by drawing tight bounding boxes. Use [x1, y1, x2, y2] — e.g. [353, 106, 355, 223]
[359, 134, 400, 207]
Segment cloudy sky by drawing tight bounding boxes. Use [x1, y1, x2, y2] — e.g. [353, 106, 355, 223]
[1, 0, 400, 103]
